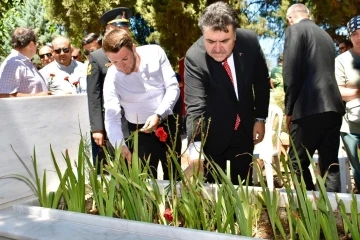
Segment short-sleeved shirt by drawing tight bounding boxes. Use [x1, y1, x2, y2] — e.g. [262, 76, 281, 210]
[335, 49, 360, 134]
[40, 60, 87, 95]
[0, 49, 47, 94]
[270, 65, 283, 88]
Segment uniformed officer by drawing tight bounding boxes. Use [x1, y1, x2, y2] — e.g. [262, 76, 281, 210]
[87, 7, 132, 170]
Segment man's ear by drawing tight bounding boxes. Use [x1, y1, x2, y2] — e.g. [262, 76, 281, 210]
[31, 41, 37, 48]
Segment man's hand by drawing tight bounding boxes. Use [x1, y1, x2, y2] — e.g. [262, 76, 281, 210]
[183, 159, 204, 179]
[121, 145, 132, 164]
[253, 121, 265, 145]
[270, 78, 275, 89]
[140, 114, 161, 133]
[286, 115, 292, 132]
[93, 130, 105, 146]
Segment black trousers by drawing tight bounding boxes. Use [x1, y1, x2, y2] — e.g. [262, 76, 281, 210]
[205, 125, 254, 185]
[289, 111, 342, 192]
[127, 115, 181, 180]
[91, 107, 128, 173]
[91, 131, 105, 167]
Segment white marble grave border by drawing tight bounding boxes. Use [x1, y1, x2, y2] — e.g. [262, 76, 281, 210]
[0, 203, 258, 240]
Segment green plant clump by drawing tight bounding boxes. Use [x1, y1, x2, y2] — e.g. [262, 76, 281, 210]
[3, 120, 360, 239]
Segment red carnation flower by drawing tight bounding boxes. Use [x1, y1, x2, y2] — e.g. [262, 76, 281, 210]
[163, 208, 173, 222]
[73, 81, 79, 87]
[155, 127, 168, 142]
[48, 74, 55, 91]
[64, 76, 69, 81]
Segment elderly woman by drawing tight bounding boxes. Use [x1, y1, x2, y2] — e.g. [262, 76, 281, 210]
[335, 15, 360, 193]
[0, 27, 49, 97]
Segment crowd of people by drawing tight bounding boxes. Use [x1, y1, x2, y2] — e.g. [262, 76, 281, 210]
[0, 2, 359, 193]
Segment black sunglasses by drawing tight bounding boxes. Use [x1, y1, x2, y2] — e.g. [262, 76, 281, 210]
[72, 55, 79, 59]
[54, 47, 70, 54]
[39, 53, 52, 59]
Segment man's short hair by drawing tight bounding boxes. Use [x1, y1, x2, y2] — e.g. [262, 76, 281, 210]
[338, 39, 353, 48]
[102, 29, 133, 53]
[286, 4, 310, 19]
[198, 2, 239, 33]
[82, 33, 101, 47]
[11, 27, 36, 49]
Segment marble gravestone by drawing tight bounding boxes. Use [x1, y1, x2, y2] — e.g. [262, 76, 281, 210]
[0, 95, 90, 209]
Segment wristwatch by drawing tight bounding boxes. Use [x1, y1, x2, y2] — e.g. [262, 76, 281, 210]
[255, 118, 266, 123]
[156, 114, 163, 124]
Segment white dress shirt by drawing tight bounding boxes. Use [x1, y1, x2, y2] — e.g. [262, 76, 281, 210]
[189, 53, 238, 160]
[103, 45, 180, 147]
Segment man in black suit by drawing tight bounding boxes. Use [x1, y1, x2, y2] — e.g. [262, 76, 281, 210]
[184, 2, 270, 185]
[87, 7, 131, 169]
[283, 4, 345, 191]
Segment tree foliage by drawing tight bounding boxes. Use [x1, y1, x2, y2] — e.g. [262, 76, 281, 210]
[0, 0, 24, 13]
[135, 0, 206, 65]
[0, 0, 58, 63]
[2, 0, 360, 65]
[307, 0, 360, 42]
[130, 13, 155, 46]
[268, 0, 360, 43]
[42, 0, 137, 47]
[135, 0, 287, 65]
[0, 0, 21, 61]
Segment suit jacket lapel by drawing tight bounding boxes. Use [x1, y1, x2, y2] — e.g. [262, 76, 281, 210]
[206, 54, 238, 103]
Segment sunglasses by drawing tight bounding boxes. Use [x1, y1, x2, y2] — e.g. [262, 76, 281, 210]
[39, 53, 52, 59]
[54, 47, 70, 54]
[72, 55, 79, 59]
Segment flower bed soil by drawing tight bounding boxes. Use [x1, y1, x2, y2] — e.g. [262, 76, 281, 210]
[254, 208, 350, 239]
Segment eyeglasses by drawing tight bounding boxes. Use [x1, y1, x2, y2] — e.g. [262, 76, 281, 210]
[54, 47, 70, 54]
[39, 53, 52, 59]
